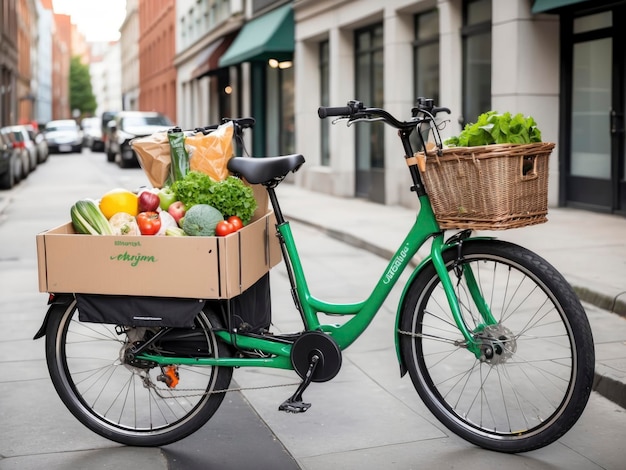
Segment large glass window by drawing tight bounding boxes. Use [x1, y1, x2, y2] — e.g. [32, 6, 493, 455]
[355, 24, 385, 170]
[414, 9, 439, 105]
[462, 0, 491, 126]
[266, 64, 294, 156]
[320, 40, 330, 166]
[570, 38, 611, 178]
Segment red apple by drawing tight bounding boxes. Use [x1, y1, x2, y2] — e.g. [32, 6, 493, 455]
[138, 190, 161, 212]
[168, 201, 186, 225]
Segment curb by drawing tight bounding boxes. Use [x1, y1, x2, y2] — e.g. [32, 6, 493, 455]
[283, 210, 626, 409]
[574, 286, 626, 319]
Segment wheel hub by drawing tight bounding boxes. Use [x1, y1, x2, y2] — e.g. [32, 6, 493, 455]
[477, 324, 517, 364]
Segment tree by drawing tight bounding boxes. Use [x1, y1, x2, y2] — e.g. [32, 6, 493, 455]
[69, 56, 97, 117]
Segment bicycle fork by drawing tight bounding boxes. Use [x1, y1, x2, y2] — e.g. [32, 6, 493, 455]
[430, 234, 498, 359]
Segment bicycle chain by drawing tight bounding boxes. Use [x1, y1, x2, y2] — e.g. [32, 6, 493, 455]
[144, 375, 301, 399]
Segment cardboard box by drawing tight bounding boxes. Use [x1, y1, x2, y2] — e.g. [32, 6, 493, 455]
[36, 205, 282, 300]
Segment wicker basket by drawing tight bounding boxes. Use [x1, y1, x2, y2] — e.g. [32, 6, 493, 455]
[415, 142, 555, 230]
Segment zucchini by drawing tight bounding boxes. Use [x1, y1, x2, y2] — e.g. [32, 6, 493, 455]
[71, 199, 113, 235]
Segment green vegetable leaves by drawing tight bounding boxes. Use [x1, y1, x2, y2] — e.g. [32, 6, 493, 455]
[171, 171, 257, 225]
[445, 111, 542, 147]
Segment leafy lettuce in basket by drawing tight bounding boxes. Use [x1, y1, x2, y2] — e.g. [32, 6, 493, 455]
[445, 111, 542, 147]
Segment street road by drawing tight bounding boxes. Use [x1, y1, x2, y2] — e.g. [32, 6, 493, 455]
[1, 149, 625, 469]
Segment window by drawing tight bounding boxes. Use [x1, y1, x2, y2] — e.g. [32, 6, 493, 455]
[355, 24, 385, 170]
[462, 0, 491, 126]
[266, 64, 295, 156]
[320, 40, 330, 166]
[414, 9, 439, 105]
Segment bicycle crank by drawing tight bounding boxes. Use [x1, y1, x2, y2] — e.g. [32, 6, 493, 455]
[279, 331, 342, 413]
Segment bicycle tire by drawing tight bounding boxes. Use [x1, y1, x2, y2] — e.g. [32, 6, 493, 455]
[399, 239, 594, 453]
[45, 300, 233, 446]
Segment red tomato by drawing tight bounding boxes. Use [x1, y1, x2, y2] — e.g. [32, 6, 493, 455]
[215, 220, 235, 236]
[227, 215, 243, 231]
[136, 211, 162, 235]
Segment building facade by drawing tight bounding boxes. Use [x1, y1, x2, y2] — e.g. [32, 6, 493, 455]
[35, 0, 53, 125]
[120, 0, 140, 111]
[279, 0, 624, 215]
[90, 41, 123, 118]
[50, 11, 71, 120]
[16, 0, 38, 124]
[218, 0, 295, 158]
[0, 0, 19, 127]
[138, 0, 177, 122]
[12, 0, 615, 216]
[174, 0, 243, 131]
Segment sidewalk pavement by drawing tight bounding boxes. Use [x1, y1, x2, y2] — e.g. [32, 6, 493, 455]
[275, 182, 626, 408]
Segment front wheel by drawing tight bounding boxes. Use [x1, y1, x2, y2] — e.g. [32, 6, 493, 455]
[399, 240, 594, 453]
[45, 300, 233, 446]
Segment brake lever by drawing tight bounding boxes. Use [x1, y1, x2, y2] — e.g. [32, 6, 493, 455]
[346, 116, 386, 127]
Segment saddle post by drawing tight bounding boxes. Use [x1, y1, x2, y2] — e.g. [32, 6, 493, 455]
[265, 184, 286, 225]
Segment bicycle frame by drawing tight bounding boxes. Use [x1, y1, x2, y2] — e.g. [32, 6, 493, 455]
[139, 192, 491, 371]
[139, 104, 496, 370]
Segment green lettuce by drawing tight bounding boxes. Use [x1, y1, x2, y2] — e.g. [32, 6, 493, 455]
[445, 111, 542, 147]
[171, 171, 257, 225]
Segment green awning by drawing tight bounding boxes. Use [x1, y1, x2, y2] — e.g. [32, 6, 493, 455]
[532, 0, 592, 13]
[219, 3, 294, 67]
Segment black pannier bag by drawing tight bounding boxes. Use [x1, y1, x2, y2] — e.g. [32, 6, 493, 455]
[75, 272, 272, 332]
[76, 294, 205, 328]
[214, 272, 272, 334]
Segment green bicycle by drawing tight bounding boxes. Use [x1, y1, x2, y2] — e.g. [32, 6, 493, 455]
[35, 100, 595, 453]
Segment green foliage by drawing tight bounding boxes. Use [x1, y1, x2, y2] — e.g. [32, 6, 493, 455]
[172, 172, 257, 225]
[445, 111, 542, 147]
[69, 56, 97, 116]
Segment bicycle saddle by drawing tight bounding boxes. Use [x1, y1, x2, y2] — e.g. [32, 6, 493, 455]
[228, 154, 305, 185]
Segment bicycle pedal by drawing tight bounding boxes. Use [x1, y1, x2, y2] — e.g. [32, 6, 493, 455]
[278, 399, 311, 413]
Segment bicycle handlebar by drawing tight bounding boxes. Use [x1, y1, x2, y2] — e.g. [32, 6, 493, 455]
[317, 98, 450, 129]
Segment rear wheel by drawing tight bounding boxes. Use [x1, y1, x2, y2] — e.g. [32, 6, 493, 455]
[399, 240, 595, 453]
[45, 300, 233, 446]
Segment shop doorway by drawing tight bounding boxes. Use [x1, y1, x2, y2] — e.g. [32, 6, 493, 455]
[564, 5, 625, 213]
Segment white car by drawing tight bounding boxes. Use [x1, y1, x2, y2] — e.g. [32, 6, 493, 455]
[107, 111, 173, 168]
[44, 120, 83, 154]
[81, 117, 104, 152]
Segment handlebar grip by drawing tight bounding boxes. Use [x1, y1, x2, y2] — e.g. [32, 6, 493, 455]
[318, 106, 353, 119]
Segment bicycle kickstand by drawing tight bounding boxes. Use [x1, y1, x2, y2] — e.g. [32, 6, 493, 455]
[279, 355, 320, 413]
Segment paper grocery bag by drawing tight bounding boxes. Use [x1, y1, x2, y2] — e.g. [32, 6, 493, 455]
[187, 121, 234, 181]
[131, 132, 171, 188]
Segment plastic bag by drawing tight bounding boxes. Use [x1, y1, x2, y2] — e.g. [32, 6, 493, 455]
[187, 121, 234, 181]
[167, 127, 189, 182]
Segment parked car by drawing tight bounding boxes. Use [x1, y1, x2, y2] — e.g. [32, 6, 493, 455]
[107, 111, 173, 168]
[81, 117, 104, 152]
[1, 127, 31, 178]
[101, 111, 118, 160]
[25, 123, 49, 163]
[0, 129, 22, 189]
[44, 119, 83, 154]
[4, 125, 38, 173]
